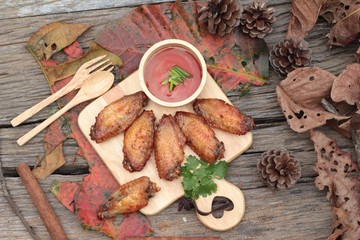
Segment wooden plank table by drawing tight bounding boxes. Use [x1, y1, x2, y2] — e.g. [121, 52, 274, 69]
[0, 0, 358, 239]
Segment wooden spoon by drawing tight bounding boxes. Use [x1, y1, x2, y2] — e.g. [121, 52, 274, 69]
[194, 179, 245, 231]
[17, 71, 114, 146]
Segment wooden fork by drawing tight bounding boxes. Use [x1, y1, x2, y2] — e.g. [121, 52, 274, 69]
[11, 55, 113, 127]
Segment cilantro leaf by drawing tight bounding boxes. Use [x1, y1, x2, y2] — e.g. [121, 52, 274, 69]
[212, 161, 228, 179]
[180, 155, 228, 200]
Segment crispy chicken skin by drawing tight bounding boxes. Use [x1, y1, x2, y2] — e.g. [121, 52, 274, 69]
[123, 110, 156, 172]
[175, 111, 225, 163]
[98, 176, 160, 218]
[154, 114, 186, 181]
[90, 91, 148, 143]
[193, 98, 255, 135]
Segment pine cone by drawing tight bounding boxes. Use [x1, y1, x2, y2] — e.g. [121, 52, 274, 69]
[198, 0, 243, 36]
[257, 148, 301, 190]
[239, 1, 276, 39]
[269, 38, 311, 78]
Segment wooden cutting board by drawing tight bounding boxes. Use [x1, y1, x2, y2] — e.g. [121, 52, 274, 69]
[78, 70, 252, 216]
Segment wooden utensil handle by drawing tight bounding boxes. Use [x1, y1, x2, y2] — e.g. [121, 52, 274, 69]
[11, 84, 73, 127]
[17, 99, 76, 146]
[194, 179, 245, 231]
[17, 163, 67, 240]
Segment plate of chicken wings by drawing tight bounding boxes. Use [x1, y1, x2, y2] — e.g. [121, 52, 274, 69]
[78, 71, 254, 215]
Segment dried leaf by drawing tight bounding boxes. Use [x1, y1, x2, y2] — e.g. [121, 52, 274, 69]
[327, 8, 360, 46]
[310, 130, 360, 239]
[33, 144, 66, 179]
[331, 63, 360, 105]
[320, 0, 358, 24]
[95, 1, 269, 92]
[50, 180, 79, 212]
[32, 118, 67, 179]
[26, 22, 91, 60]
[42, 118, 67, 153]
[74, 168, 121, 231]
[350, 114, 360, 165]
[276, 67, 348, 132]
[287, 0, 328, 40]
[42, 42, 122, 84]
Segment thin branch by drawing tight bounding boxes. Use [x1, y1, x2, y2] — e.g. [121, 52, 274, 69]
[0, 159, 40, 240]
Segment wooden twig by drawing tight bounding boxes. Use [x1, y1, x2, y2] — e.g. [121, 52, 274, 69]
[17, 162, 67, 240]
[0, 159, 40, 240]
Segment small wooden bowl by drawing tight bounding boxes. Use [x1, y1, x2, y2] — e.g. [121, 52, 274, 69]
[139, 39, 207, 107]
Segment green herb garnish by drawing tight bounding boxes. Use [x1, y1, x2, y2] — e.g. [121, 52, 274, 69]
[161, 65, 192, 92]
[181, 155, 228, 200]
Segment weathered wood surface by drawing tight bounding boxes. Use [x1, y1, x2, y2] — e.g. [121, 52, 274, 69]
[0, 0, 358, 239]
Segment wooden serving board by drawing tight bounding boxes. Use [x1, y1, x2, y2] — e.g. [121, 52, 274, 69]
[78, 70, 252, 216]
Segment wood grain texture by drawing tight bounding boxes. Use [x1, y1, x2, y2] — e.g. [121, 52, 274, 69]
[0, 0, 358, 239]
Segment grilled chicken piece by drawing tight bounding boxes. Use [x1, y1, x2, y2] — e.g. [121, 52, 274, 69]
[193, 98, 255, 135]
[154, 114, 186, 181]
[175, 111, 225, 163]
[98, 176, 160, 218]
[123, 110, 156, 172]
[90, 91, 148, 143]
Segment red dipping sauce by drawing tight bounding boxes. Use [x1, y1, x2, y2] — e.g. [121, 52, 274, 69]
[144, 47, 202, 102]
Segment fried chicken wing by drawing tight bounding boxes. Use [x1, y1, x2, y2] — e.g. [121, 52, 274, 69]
[90, 91, 148, 143]
[175, 111, 224, 163]
[98, 176, 160, 218]
[193, 98, 255, 135]
[154, 114, 186, 181]
[123, 110, 155, 172]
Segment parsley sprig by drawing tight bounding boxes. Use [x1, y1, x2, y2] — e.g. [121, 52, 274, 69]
[161, 65, 192, 92]
[181, 155, 228, 200]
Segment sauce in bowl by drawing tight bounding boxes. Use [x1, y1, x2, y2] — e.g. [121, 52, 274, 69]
[144, 47, 202, 102]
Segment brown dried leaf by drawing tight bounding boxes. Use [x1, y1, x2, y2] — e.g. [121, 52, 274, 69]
[26, 22, 91, 60]
[32, 118, 67, 179]
[320, 0, 359, 24]
[351, 114, 360, 165]
[43, 42, 122, 84]
[287, 0, 328, 40]
[310, 130, 360, 239]
[276, 67, 348, 132]
[327, 8, 360, 46]
[33, 144, 66, 179]
[331, 63, 360, 105]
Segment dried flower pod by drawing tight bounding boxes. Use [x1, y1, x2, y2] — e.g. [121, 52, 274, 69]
[198, 0, 243, 36]
[239, 1, 276, 39]
[269, 38, 311, 78]
[257, 148, 301, 190]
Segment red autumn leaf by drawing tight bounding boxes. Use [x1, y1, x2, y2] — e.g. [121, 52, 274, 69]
[310, 130, 360, 239]
[33, 39, 154, 238]
[74, 167, 121, 232]
[95, 1, 268, 92]
[331, 63, 360, 105]
[286, 0, 327, 40]
[50, 181, 79, 212]
[276, 67, 349, 132]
